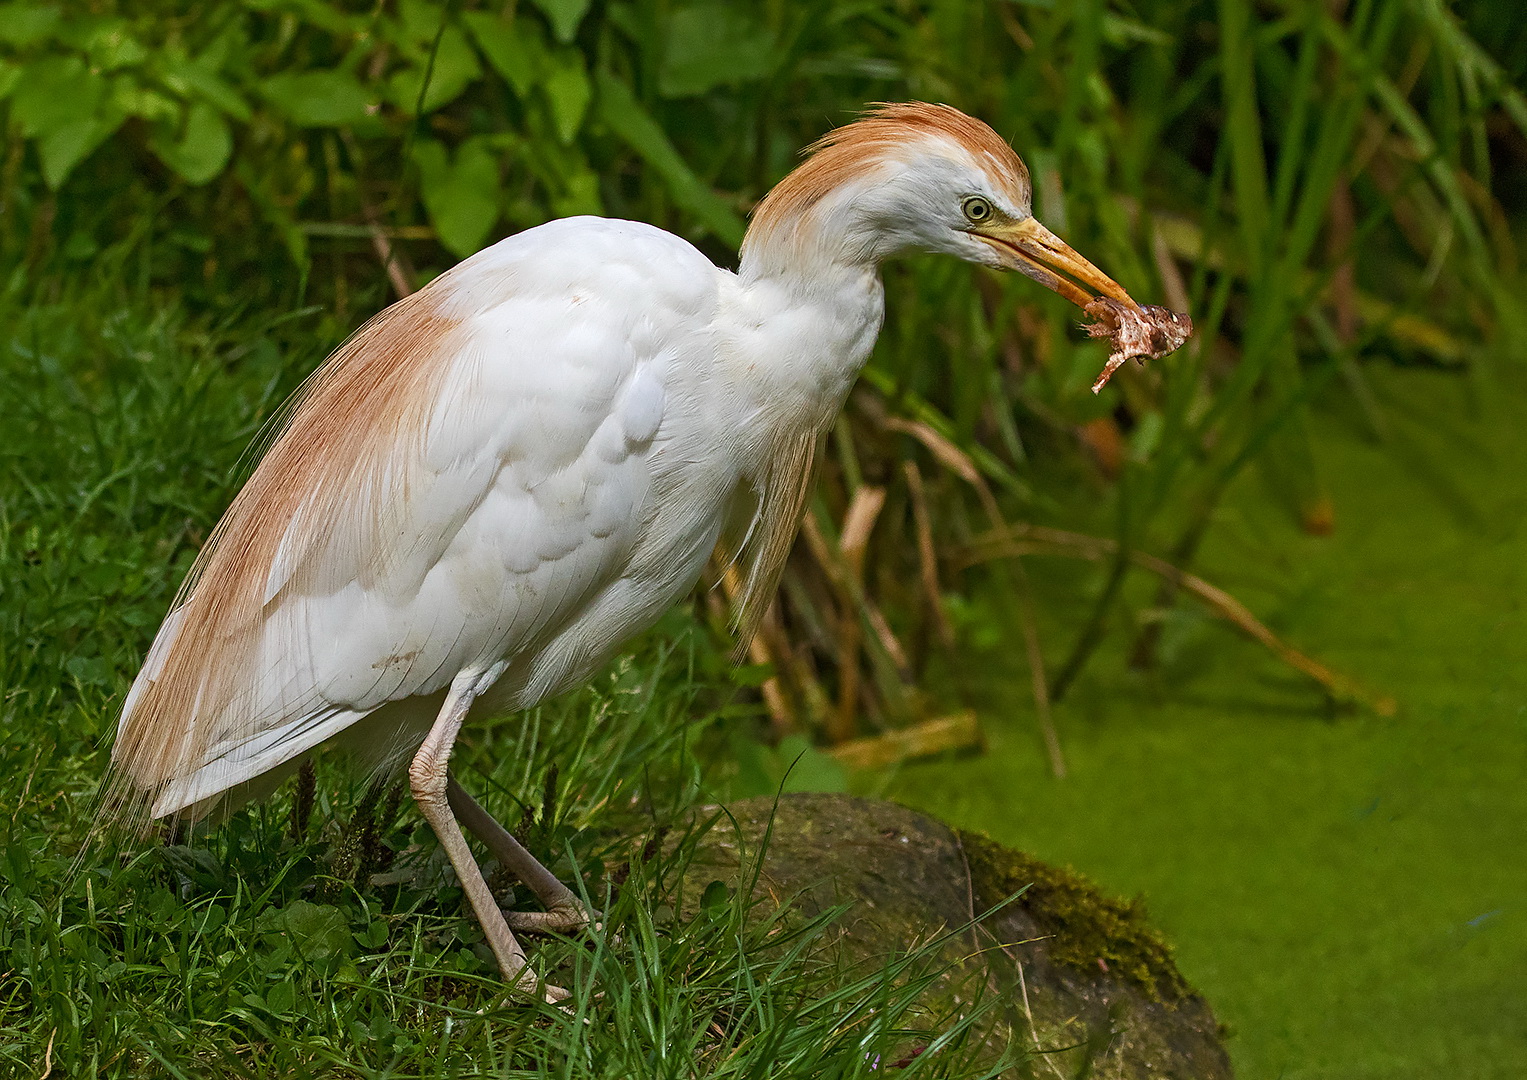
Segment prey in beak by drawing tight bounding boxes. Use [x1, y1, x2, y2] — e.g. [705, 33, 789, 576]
[972, 216, 1193, 393]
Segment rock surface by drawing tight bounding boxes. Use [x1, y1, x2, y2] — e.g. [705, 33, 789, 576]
[683, 794, 1232, 1079]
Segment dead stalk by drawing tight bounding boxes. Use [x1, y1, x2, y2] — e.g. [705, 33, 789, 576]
[903, 460, 956, 652]
[720, 563, 796, 735]
[819, 487, 886, 743]
[1012, 559, 1066, 778]
[959, 524, 1394, 714]
[880, 413, 1067, 765]
[340, 129, 415, 299]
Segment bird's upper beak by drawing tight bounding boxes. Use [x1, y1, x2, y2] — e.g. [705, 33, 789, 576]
[972, 217, 1141, 314]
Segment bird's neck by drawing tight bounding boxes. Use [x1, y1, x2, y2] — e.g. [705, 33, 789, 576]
[725, 226, 886, 466]
[737, 184, 880, 284]
[734, 198, 888, 379]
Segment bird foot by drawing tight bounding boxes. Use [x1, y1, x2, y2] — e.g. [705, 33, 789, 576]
[492, 975, 572, 1009]
[502, 902, 601, 934]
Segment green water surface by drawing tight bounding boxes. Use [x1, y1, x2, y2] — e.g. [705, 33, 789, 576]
[889, 362, 1527, 1079]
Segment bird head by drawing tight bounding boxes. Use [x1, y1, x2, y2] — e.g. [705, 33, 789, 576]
[743, 103, 1140, 314]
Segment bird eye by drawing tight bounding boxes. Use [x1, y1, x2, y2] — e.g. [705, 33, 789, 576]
[962, 196, 993, 224]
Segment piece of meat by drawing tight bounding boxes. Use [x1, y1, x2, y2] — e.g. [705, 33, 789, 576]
[1084, 298, 1193, 393]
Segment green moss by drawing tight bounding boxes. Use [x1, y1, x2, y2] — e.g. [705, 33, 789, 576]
[957, 830, 1189, 1002]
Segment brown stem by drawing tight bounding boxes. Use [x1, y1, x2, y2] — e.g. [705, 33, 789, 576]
[1327, 174, 1359, 345]
[719, 562, 796, 736]
[903, 460, 956, 652]
[1012, 558, 1066, 777]
[802, 513, 861, 745]
[340, 129, 416, 299]
[879, 407, 1064, 760]
[1128, 489, 1218, 671]
[959, 524, 1394, 715]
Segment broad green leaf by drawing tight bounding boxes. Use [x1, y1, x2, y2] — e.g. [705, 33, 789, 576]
[548, 160, 601, 218]
[414, 136, 501, 257]
[195, 19, 248, 71]
[265, 981, 297, 1014]
[111, 76, 181, 123]
[356, 919, 389, 949]
[660, 2, 774, 97]
[462, 10, 540, 98]
[699, 879, 729, 917]
[0, 2, 60, 46]
[242, 0, 355, 34]
[10, 56, 103, 138]
[0, 60, 20, 101]
[385, 26, 482, 114]
[150, 101, 232, 185]
[158, 42, 252, 121]
[257, 901, 351, 962]
[542, 49, 590, 143]
[64, 654, 110, 686]
[528, 0, 591, 44]
[38, 113, 119, 188]
[260, 70, 371, 127]
[595, 71, 744, 248]
[393, 0, 446, 44]
[77, 18, 147, 70]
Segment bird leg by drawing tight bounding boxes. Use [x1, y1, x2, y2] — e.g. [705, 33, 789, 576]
[446, 776, 598, 934]
[408, 672, 567, 1003]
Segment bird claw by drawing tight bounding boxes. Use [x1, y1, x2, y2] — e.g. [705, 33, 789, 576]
[501, 903, 602, 935]
[494, 968, 573, 1008]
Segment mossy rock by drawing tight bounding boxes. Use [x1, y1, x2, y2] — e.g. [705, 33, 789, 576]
[681, 793, 1232, 1079]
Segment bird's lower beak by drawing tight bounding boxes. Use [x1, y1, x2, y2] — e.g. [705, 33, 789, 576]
[974, 217, 1141, 313]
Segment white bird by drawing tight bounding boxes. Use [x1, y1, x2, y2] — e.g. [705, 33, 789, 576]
[109, 103, 1156, 1001]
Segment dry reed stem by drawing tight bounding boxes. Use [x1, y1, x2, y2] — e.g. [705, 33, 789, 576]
[800, 496, 913, 673]
[37, 1027, 54, 1080]
[819, 487, 883, 743]
[879, 410, 1068, 767]
[1151, 223, 1191, 315]
[828, 711, 983, 770]
[1011, 558, 1066, 778]
[958, 525, 1395, 715]
[718, 562, 796, 735]
[902, 460, 956, 652]
[341, 129, 416, 299]
[1327, 175, 1359, 343]
[366, 214, 415, 300]
[799, 487, 918, 743]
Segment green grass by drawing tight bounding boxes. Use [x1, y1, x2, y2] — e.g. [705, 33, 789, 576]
[0, 280, 1012, 1078]
[885, 356, 1527, 1078]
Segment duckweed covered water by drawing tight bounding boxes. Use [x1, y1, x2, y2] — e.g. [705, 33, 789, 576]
[890, 361, 1527, 1079]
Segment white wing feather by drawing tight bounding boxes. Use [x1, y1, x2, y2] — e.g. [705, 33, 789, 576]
[133, 219, 725, 816]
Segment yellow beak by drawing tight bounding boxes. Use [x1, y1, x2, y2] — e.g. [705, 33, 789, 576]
[973, 217, 1141, 313]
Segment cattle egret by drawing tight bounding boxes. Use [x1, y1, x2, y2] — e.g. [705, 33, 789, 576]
[108, 103, 1186, 1001]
